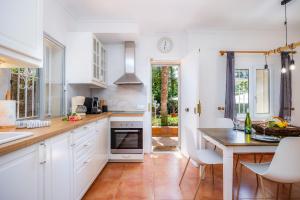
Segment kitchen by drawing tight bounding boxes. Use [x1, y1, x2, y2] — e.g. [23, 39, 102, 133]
[1, 0, 300, 200]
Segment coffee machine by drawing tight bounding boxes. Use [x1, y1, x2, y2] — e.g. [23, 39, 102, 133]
[71, 96, 87, 116]
[84, 97, 102, 114]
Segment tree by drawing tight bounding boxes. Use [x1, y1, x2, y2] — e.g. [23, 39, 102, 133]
[161, 66, 169, 125]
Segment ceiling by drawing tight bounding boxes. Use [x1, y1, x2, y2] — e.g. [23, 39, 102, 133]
[58, 0, 300, 33]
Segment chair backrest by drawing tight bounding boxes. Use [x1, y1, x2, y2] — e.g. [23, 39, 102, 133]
[199, 117, 234, 128]
[184, 127, 200, 162]
[264, 137, 300, 183]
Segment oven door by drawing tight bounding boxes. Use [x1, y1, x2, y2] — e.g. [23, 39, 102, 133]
[111, 128, 143, 154]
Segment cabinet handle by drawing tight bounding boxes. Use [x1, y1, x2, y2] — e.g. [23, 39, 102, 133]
[84, 159, 91, 165]
[70, 143, 76, 147]
[84, 143, 90, 147]
[39, 143, 47, 164]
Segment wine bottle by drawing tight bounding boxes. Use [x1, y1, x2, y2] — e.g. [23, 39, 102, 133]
[244, 112, 252, 134]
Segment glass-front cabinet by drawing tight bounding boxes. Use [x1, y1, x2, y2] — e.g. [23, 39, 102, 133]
[66, 32, 107, 88]
[93, 36, 106, 85]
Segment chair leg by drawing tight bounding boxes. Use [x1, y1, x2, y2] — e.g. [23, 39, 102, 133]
[235, 154, 240, 171]
[213, 145, 217, 151]
[276, 183, 280, 200]
[259, 176, 266, 199]
[179, 157, 190, 186]
[288, 184, 293, 199]
[211, 165, 215, 185]
[255, 174, 259, 191]
[194, 173, 202, 200]
[259, 155, 264, 163]
[254, 154, 257, 163]
[236, 164, 243, 199]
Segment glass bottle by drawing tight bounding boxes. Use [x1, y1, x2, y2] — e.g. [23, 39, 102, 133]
[244, 112, 252, 135]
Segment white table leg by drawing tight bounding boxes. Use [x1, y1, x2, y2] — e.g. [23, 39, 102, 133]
[223, 147, 234, 200]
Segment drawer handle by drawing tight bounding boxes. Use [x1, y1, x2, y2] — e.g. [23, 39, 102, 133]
[84, 143, 90, 147]
[122, 155, 130, 158]
[40, 161, 47, 164]
[83, 126, 88, 130]
[84, 159, 91, 165]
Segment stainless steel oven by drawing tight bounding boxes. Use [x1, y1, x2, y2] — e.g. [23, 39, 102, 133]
[111, 121, 143, 154]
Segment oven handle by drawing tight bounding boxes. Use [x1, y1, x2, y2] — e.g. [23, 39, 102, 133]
[113, 130, 140, 133]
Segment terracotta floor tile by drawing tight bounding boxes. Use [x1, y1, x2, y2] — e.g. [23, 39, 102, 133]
[82, 153, 300, 200]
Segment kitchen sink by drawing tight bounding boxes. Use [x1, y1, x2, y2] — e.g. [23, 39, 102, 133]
[0, 132, 33, 145]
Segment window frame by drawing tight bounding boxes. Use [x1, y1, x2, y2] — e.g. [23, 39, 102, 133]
[41, 33, 67, 118]
[11, 68, 40, 120]
[235, 66, 273, 120]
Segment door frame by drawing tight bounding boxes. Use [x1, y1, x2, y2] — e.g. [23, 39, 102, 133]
[150, 60, 182, 152]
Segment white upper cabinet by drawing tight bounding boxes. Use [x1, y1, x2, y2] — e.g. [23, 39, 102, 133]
[66, 32, 107, 88]
[0, 0, 43, 68]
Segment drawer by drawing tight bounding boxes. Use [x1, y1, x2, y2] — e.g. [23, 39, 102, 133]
[74, 135, 95, 162]
[75, 155, 94, 199]
[70, 125, 95, 145]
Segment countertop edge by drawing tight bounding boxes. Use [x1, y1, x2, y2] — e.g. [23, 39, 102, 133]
[0, 113, 112, 156]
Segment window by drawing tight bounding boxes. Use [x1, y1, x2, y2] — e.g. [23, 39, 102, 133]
[11, 68, 39, 119]
[42, 36, 66, 118]
[235, 69, 249, 115]
[235, 68, 271, 118]
[256, 69, 270, 114]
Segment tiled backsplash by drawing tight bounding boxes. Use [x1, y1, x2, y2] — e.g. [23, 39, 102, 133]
[92, 85, 147, 111]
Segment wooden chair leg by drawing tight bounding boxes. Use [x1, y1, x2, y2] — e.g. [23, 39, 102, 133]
[254, 154, 257, 163]
[211, 165, 215, 185]
[259, 176, 266, 199]
[276, 183, 280, 200]
[235, 154, 240, 171]
[256, 174, 259, 191]
[236, 164, 243, 199]
[259, 155, 264, 163]
[288, 184, 293, 199]
[193, 178, 202, 200]
[179, 157, 190, 186]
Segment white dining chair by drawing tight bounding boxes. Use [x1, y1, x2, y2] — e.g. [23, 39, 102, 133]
[237, 137, 300, 199]
[179, 127, 223, 200]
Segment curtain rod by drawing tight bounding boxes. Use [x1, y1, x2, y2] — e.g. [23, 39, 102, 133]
[219, 41, 300, 56]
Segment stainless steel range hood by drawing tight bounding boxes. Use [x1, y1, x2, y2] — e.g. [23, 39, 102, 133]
[114, 41, 143, 85]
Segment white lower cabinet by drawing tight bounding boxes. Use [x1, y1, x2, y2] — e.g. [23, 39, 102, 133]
[0, 144, 44, 200]
[72, 118, 109, 200]
[0, 118, 109, 200]
[44, 132, 72, 200]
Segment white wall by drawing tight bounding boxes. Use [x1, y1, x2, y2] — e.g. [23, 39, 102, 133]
[93, 29, 300, 153]
[292, 53, 300, 126]
[43, 0, 93, 112]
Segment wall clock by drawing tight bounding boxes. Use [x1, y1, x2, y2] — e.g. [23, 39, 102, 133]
[157, 37, 173, 54]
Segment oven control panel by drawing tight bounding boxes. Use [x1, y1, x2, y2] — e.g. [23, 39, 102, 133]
[111, 121, 143, 129]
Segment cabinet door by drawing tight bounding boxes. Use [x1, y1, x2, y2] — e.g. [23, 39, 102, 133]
[0, 0, 43, 62]
[100, 46, 106, 83]
[95, 119, 109, 167]
[93, 38, 97, 79]
[0, 145, 43, 200]
[45, 133, 72, 200]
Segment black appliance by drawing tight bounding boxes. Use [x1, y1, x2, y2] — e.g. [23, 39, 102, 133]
[84, 97, 101, 114]
[111, 121, 143, 154]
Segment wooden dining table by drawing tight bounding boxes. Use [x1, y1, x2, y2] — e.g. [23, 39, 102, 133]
[198, 128, 279, 200]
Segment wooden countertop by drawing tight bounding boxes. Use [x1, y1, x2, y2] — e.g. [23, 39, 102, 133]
[110, 113, 144, 117]
[0, 113, 112, 156]
[199, 128, 279, 146]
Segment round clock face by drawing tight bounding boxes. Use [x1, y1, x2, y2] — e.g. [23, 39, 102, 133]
[157, 37, 173, 53]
